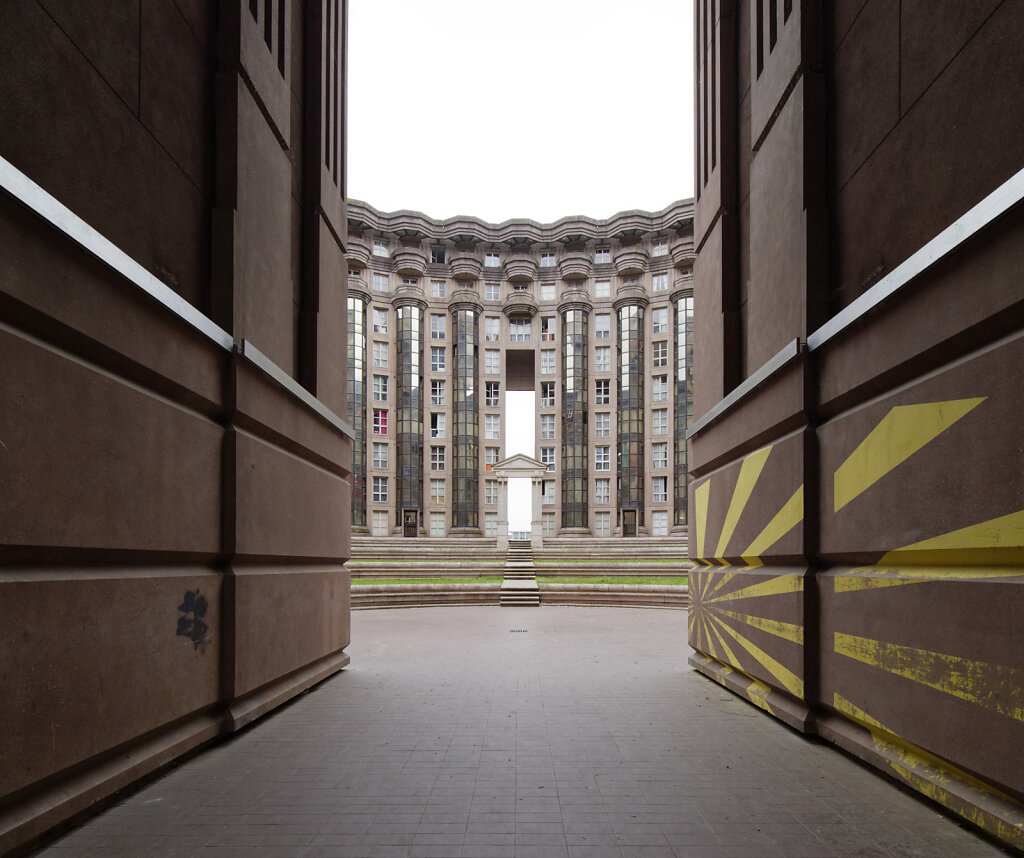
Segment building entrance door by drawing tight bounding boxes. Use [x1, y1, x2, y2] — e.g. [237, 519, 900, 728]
[622, 509, 637, 537]
[402, 509, 418, 537]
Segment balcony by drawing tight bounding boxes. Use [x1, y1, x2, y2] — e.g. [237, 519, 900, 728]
[504, 254, 538, 282]
[502, 290, 539, 318]
[346, 237, 371, 267]
[558, 252, 591, 281]
[614, 247, 648, 276]
[392, 246, 427, 277]
[670, 239, 696, 270]
[449, 250, 483, 281]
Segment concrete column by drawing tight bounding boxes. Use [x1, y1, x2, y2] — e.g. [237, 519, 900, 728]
[531, 477, 543, 548]
[497, 475, 509, 548]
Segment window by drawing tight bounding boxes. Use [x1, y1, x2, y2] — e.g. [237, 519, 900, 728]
[484, 251, 500, 267]
[372, 442, 388, 469]
[430, 279, 446, 298]
[513, 283, 529, 292]
[542, 480, 555, 503]
[373, 409, 388, 434]
[430, 314, 446, 339]
[485, 415, 500, 440]
[541, 381, 556, 407]
[541, 350, 556, 374]
[595, 478, 610, 504]
[431, 346, 446, 372]
[652, 240, 668, 257]
[540, 414, 555, 439]
[372, 476, 388, 502]
[372, 272, 389, 292]
[652, 510, 669, 536]
[540, 251, 556, 267]
[430, 511, 445, 536]
[653, 409, 668, 434]
[542, 512, 556, 537]
[485, 381, 500, 407]
[431, 380, 445, 405]
[373, 239, 388, 257]
[595, 279, 611, 298]
[595, 446, 610, 470]
[541, 282, 556, 301]
[401, 277, 418, 287]
[652, 341, 668, 366]
[595, 313, 611, 339]
[430, 247, 446, 264]
[485, 282, 501, 301]
[373, 307, 388, 333]
[373, 342, 388, 367]
[652, 307, 668, 333]
[485, 447, 500, 466]
[485, 480, 498, 505]
[485, 349, 500, 374]
[372, 510, 388, 536]
[540, 447, 555, 471]
[373, 374, 388, 401]
[652, 442, 669, 469]
[431, 446, 445, 471]
[430, 413, 446, 438]
[484, 512, 498, 537]
[652, 273, 668, 292]
[540, 316, 555, 341]
[349, 268, 361, 278]
[509, 319, 531, 341]
[595, 412, 611, 437]
[595, 511, 611, 537]
[595, 379, 611, 405]
[595, 248, 610, 264]
[652, 375, 668, 401]
[485, 316, 500, 342]
[653, 476, 668, 502]
[595, 346, 611, 372]
[430, 479, 446, 503]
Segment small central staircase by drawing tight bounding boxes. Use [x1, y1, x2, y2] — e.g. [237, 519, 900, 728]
[499, 540, 540, 606]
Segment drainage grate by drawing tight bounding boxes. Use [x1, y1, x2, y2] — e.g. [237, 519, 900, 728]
[509, 629, 528, 633]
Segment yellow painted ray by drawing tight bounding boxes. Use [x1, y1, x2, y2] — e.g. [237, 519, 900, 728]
[710, 606, 804, 645]
[703, 573, 803, 605]
[718, 618, 805, 699]
[878, 509, 1024, 566]
[833, 397, 985, 512]
[834, 632, 1024, 722]
[703, 611, 743, 668]
[707, 570, 737, 599]
[715, 445, 773, 558]
[694, 479, 710, 559]
[741, 485, 804, 565]
[834, 565, 1024, 592]
[746, 679, 775, 715]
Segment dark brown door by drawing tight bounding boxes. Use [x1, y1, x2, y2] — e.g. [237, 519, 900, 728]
[622, 509, 637, 537]
[403, 510, 418, 537]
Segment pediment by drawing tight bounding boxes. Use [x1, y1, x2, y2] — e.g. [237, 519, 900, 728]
[491, 453, 547, 474]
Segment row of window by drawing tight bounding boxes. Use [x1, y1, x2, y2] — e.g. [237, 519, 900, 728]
[369, 241, 672, 264]
[363, 273, 673, 297]
[367, 509, 672, 538]
[370, 343, 670, 375]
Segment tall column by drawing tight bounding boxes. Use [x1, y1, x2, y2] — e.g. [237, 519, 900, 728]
[393, 285, 426, 534]
[531, 476, 543, 548]
[347, 285, 368, 533]
[672, 286, 694, 532]
[558, 286, 592, 533]
[449, 288, 482, 534]
[614, 286, 649, 534]
[496, 475, 509, 548]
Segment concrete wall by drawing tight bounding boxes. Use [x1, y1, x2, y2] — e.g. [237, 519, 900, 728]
[0, 2, 352, 853]
[689, 1, 1024, 850]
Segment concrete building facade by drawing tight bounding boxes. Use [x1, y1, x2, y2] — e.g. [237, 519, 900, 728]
[344, 200, 695, 542]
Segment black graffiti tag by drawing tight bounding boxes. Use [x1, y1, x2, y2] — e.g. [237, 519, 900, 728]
[176, 589, 208, 650]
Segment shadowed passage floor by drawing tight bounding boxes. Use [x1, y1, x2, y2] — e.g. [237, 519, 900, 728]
[37, 607, 1006, 858]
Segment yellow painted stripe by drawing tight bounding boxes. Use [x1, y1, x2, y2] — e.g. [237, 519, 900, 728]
[746, 679, 775, 715]
[834, 633, 1024, 722]
[715, 446, 773, 558]
[711, 607, 804, 645]
[834, 565, 1024, 592]
[694, 479, 710, 560]
[707, 571, 737, 599]
[833, 692, 888, 731]
[718, 619, 804, 699]
[703, 573, 803, 605]
[833, 398, 985, 512]
[741, 485, 804, 558]
[878, 509, 1024, 566]
[704, 611, 743, 667]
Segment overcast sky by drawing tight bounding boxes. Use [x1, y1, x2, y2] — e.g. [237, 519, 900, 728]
[349, 0, 695, 223]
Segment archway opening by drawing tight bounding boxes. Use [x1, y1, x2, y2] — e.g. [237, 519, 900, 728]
[505, 389, 534, 537]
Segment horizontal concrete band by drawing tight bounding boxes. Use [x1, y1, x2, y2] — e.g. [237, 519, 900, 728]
[351, 583, 689, 609]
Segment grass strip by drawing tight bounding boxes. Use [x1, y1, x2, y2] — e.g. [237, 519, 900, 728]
[537, 576, 687, 586]
[352, 577, 503, 585]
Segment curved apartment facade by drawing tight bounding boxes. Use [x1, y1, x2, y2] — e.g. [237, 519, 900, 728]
[347, 201, 695, 539]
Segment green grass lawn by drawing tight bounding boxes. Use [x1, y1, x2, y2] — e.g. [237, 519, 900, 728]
[352, 577, 503, 585]
[352, 576, 687, 586]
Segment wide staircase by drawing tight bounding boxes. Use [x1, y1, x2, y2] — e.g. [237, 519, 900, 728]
[499, 540, 540, 606]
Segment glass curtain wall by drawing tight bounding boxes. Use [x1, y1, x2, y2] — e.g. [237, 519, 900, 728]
[396, 302, 424, 526]
[616, 303, 645, 520]
[674, 294, 694, 525]
[561, 308, 589, 528]
[452, 307, 480, 529]
[347, 294, 367, 529]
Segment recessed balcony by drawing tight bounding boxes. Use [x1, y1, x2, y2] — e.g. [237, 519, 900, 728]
[449, 251, 483, 281]
[502, 290, 539, 318]
[346, 237, 370, 266]
[558, 253, 591, 281]
[392, 246, 427, 277]
[671, 239, 696, 270]
[614, 247, 648, 276]
[504, 254, 538, 282]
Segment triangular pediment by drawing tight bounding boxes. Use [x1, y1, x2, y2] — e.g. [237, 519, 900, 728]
[491, 453, 547, 473]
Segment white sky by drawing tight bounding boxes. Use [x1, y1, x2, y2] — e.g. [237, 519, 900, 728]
[349, 0, 695, 223]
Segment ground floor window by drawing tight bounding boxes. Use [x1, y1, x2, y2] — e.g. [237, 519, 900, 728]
[371, 510, 388, 536]
[595, 511, 611, 537]
[542, 512, 556, 537]
[652, 510, 668, 536]
[484, 512, 498, 537]
[429, 511, 445, 537]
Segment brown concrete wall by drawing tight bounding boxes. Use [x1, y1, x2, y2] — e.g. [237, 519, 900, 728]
[0, 2, 352, 853]
[690, 0, 1024, 849]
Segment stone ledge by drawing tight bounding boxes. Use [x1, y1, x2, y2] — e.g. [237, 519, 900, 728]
[351, 583, 688, 610]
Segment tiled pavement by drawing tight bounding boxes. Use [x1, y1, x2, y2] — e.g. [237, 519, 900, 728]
[36, 607, 1008, 858]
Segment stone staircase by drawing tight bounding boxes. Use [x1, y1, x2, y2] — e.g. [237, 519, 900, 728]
[499, 540, 540, 606]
